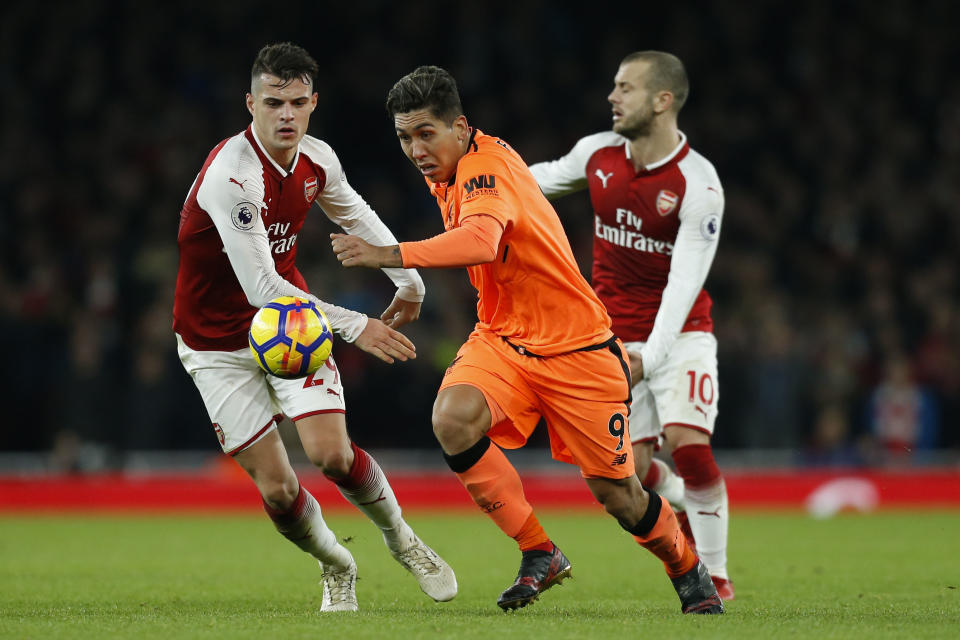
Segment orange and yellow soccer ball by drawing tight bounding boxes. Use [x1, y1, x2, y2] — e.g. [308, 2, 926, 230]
[248, 296, 333, 378]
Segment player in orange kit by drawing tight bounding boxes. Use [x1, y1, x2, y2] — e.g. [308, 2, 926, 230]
[330, 65, 722, 614]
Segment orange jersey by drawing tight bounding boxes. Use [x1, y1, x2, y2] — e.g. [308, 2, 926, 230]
[426, 130, 613, 355]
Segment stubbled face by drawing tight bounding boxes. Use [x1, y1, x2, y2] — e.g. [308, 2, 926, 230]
[247, 73, 317, 167]
[608, 61, 656, 139]
[393, 109, 469, 184]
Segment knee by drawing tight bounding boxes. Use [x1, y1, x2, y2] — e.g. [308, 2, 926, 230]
[590, 478, 645, 527]
[258, 472, 300, 510]
[432, 395, 486, 453]
[308, 446, 353, 479]
[431, 408, 465, 449]
[599, 490, 633, 524]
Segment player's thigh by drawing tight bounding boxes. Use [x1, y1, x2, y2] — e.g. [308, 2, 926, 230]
[536, 344, 635, 479]
[439, 333, 541, 450]
[232, 429, 298, 494]
[176, 335, 279, 455]
[294, 411, 351, 470]
[647, 332, 719, 436]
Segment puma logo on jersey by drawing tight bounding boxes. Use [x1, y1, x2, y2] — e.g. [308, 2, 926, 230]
[229, 177, 247, 191]
[595, 169, 614, 188]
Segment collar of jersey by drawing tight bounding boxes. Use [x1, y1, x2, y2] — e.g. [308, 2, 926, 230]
[623, 130, 689, 173]
[246, 125, 300, 179]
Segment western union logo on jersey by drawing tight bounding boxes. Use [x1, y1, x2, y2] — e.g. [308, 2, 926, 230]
[462, 174, 499, 201]
[463, 174, 495, 193]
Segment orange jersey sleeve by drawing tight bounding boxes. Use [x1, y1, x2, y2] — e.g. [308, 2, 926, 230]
[427, 130, 613, 355]
[399, 214, 503, 268]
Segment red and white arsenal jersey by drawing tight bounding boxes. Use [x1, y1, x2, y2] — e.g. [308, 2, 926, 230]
[174, 125, 424, 351]
[530, 131, 723, 375]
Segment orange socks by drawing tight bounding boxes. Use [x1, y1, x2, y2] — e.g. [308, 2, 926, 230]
[630, 491, 698, 578]
[444, 437, 550, 551]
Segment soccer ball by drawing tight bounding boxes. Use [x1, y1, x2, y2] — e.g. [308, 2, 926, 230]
[248, 296, 334, 378]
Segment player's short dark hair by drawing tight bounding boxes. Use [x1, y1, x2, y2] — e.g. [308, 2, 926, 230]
[621, 51, 689, 112]
[385, 66, 464, 123]
[251, 42, 319, 90]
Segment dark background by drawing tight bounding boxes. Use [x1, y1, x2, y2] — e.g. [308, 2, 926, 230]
[2, 0, 958, 469]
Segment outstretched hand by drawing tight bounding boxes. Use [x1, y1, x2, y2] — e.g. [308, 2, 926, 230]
[354, 317, 416, 364]
[381, 295, 421, 329]
[331, 233, 403, 268]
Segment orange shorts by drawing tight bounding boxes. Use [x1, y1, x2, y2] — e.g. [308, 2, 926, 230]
[439, 330, 635, 479]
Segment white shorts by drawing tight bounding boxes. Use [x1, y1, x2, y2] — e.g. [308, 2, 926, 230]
[625, 332, 719, 446]
[176, 334, 345, 455]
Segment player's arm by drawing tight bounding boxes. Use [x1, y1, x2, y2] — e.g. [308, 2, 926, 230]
[528, 131, 625, 199]
[208, 200, 413, 361]
[331, 214, 503, 269]
[635, 184, 724, 381]
[198, 169, 371, 343]
[310, 140, 426, 320]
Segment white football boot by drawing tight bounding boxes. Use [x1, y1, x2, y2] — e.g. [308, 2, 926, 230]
[320, 558, 358, 612]
[386, 523, 457, 602]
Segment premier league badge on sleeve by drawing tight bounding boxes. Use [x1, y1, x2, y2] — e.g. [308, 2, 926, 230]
[230, 202, 259, 231]
[700, 214, 721, 240]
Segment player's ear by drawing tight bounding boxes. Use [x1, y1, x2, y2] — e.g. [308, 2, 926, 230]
[453, 115, 469, 141]
[654, 90, 674, 115]
[246, 93, 255, 116]
[310, 93, 318, 112]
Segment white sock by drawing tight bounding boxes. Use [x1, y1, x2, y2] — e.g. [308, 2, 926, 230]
[334, 447, 404, 540]
[685, 479, 729, 579]
[650, 458, 686, 511]
[269, 488, 353, 570]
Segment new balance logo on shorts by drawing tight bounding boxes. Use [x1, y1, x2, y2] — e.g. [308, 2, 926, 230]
[611, 453, 628, 466]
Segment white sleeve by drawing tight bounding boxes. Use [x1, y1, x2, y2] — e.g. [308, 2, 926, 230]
[529, 131, 625, 199]
[638, 173, 724, 376]
[307, 139, 425, 303]
[198, 158, 369, 342]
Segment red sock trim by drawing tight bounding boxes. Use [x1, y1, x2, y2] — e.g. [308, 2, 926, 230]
[526, 541, 554, 553]
[642, 460, 661, 488]
[326, 442, 373, 491]
[672, 444, 721, 489]
[263, 484, 306, 526]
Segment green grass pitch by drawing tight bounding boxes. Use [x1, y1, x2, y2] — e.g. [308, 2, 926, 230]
[2, 509, 957, 639]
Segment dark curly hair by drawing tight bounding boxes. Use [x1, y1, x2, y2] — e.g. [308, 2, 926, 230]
[385, 65, 463, 123]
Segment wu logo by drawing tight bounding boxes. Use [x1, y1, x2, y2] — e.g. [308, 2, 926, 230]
[595, 169, 614, 188]
[463, 174, 496, 193]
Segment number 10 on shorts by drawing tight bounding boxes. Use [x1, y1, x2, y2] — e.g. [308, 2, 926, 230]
[686, 370, 714, 405]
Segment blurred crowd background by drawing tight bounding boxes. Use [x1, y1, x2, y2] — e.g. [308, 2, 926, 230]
[2, 0, 958, 471]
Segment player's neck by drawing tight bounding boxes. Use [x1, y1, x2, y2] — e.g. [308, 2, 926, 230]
[267, 148, 297, 172]
[627, 123, 679, 171]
